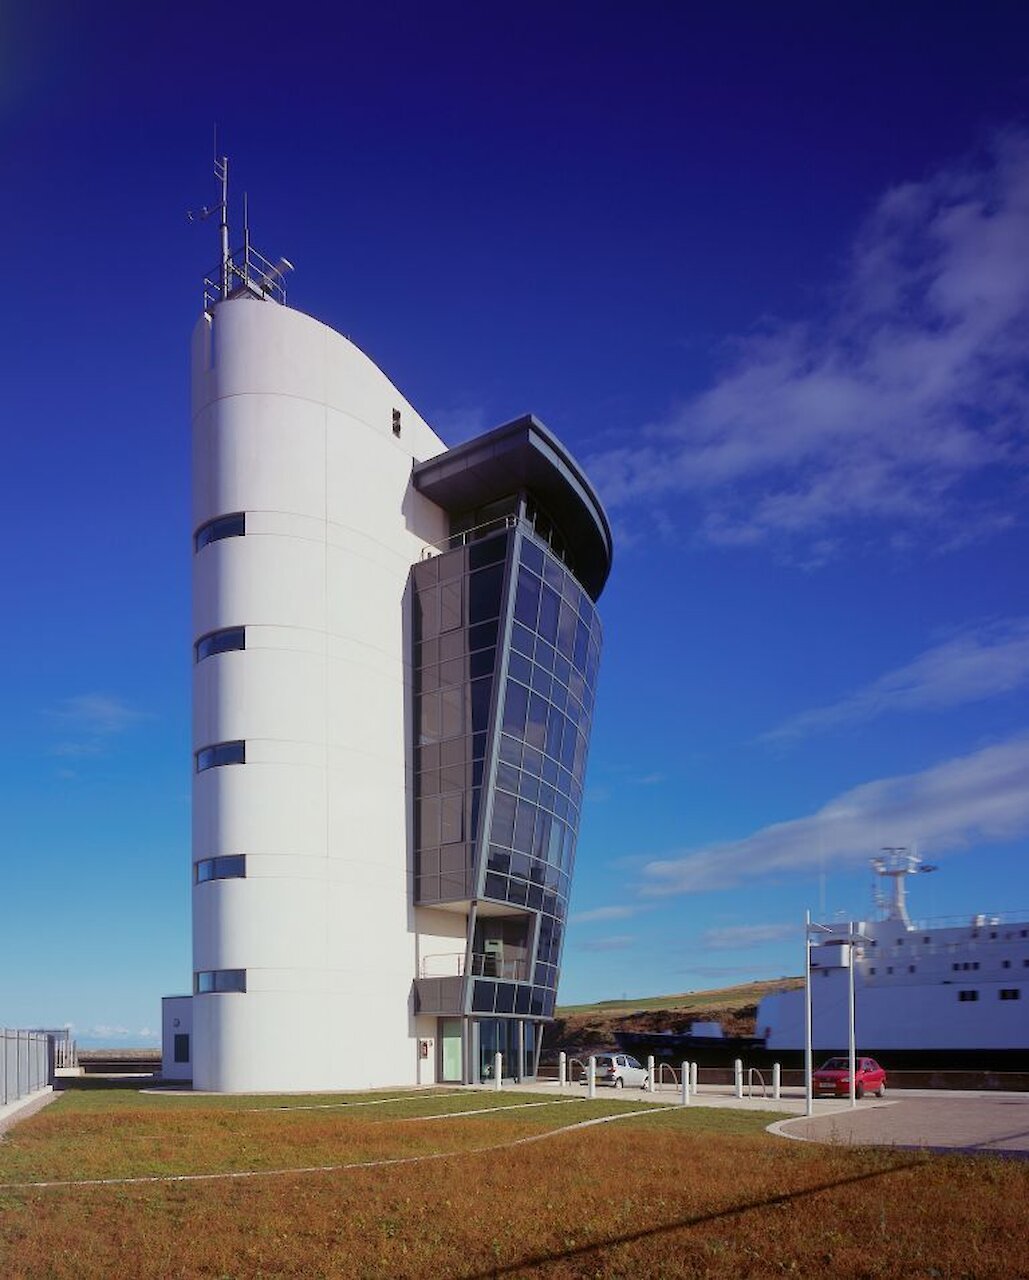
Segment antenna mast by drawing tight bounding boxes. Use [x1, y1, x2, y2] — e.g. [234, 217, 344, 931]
[215, 149, 230, 300]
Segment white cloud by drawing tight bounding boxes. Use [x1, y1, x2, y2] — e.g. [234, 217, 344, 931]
[588, 132, 1029, 554]
[641, 733, 1029, 894]
[47, 693, 146, 735]
[44, 693, 147, 760]
[700, 923, 798, 950]
[577, 934, 635, 952]
[569, 905, 640, 924]
[763, 618, 1029, 742]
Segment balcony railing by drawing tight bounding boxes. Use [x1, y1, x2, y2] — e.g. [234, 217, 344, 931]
[420, 951, 530, 982]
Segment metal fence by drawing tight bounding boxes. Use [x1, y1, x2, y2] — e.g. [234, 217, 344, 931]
[1, 1029, 51, 1107]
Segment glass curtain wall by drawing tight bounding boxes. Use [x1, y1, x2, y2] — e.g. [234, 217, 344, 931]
[411, 509, 603, 1070]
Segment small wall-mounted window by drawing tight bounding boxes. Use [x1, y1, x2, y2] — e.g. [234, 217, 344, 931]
[195, 627, 246, 663]
[195, 969, 246, 994]
[173, 1033, 190, 1063]
[392, 408, 402, 437]
[958, 990, 979, 1002]
[196, 740, 245, 772]
[194, 512, 245, 552]
[195, 855, 246, 883]
[999, 988, 1021, 1001]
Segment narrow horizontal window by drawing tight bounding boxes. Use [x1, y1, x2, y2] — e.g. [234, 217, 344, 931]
[195, 969, 246, 994]
[195, 855, 246, 883]
[195, 627, 246, 663]
[999, 988, 1021, 1000]
[194, 512, 245, 552]
[958, 990, 979, 1002]
[196, 740, 245, 772]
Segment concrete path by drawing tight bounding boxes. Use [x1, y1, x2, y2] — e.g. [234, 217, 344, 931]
[776, 1092, 1029, 1155]
[510, 1081, 1029, 1155]
[0, 1088, 57, 1137]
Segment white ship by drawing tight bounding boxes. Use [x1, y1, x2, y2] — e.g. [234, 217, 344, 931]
[756, 851, 1029, 1062]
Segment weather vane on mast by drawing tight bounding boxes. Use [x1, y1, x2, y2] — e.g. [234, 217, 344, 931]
[188, 130, 293, 310]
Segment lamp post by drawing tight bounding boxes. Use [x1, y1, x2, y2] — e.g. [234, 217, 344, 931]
[804, 910, 813, 1117]
[804, 915, 833, 1117]
[845, 922, 872, 1108]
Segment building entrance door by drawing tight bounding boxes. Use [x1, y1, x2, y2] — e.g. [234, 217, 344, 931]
[475, 1018, 522, 1082]
[440, 1018, 463, 1082]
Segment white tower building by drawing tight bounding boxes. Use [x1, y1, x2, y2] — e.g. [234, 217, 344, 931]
[163, 162, 612, 1091]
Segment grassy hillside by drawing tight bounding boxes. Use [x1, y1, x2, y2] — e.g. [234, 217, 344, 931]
[549, 976, 803, 1055]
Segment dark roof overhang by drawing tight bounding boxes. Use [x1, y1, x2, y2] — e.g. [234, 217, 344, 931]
[412, 414, 613, 601]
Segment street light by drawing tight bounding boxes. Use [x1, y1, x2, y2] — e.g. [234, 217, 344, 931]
[845, 921, 873, 1108]
[805, 913, 871, 1113]
[804, 913, 832, 1117]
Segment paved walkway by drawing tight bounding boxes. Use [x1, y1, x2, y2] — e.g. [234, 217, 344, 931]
[0, 1088, 57, 1137]
[776, 1091, 1029, 1155]
[506, 1082, 1029, 1154]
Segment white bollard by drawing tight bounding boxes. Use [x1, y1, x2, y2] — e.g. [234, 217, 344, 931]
[772, 1062, 781, 1100]
[734, 1058, 744, 1099]
[680, 1061, 690, 1106]
[647, 1055, 655, 1092]
[587, 1055, 596, 1099]
[690, 1061, 698, 1094]
[494, 1052, 502, 1091]
[559, 1051, 567, 1088]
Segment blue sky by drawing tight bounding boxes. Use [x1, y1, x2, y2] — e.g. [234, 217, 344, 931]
[3, 2, 1029, 1042]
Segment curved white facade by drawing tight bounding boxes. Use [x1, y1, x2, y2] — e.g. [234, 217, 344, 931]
[191, 297, 457, 1091]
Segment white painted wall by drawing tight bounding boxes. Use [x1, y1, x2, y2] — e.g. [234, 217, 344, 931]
[191, 296, 450, 1091]
[161, 996, 193, 1082]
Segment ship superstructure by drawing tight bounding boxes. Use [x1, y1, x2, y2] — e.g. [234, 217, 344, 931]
[757, 851, 1029, 1059]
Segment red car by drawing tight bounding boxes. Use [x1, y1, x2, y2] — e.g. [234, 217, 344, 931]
[813, 1056, 887, 1099]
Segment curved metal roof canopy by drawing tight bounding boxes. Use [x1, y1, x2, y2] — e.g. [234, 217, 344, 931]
[413, 414, 613, 601]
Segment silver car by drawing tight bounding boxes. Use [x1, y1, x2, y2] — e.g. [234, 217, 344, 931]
[584, 1052, 649, 1089]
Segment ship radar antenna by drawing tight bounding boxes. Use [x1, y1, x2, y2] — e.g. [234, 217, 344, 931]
[871, 847, 936, 927]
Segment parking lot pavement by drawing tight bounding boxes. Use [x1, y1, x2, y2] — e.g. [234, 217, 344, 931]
[775, 1092, 1029, 1155]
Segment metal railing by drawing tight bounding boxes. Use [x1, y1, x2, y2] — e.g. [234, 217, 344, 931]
[1, 1029, 51, 1107]
[204, 240, 290, 311]
[419, 951, 530, 981]
[747, 1067, 768, 1098]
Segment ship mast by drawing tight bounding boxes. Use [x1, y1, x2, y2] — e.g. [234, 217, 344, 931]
[871, 847, 936, 926]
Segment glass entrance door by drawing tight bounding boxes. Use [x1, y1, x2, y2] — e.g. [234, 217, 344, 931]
[440, 1019, 463, 1082]
[475, 1019, 524, 1082]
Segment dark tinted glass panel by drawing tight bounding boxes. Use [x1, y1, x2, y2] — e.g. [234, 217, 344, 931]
[472, 981, 495, 1012]
[195, 855, 246, 883]
[468, 533, 509, 569]
[514, 568, 540, 628]
[194, 512, 245, 551]
[538, 585, 560, 644]
[469, 620, 499, 652]
[195, 626, 246, 662]
[195, 968, 246, 994]
[468, 563, 505, 622]
[521, 539, 545, 575]
[503, 681, 529, 735]
[196, 740, 245, 772]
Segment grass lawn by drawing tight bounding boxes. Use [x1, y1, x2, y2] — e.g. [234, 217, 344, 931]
[0, 1081, 1025, 1278]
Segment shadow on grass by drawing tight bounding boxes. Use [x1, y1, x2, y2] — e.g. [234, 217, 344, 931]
[466, 1155, 926, 1277]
